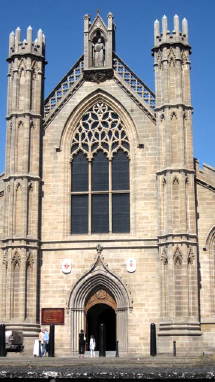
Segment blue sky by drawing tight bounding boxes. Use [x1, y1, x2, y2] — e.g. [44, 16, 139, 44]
[0, 0, 214, 173]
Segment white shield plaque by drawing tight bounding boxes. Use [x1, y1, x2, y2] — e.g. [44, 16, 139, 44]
[126, 258, 136, 273]
[62, 259, 72, 274]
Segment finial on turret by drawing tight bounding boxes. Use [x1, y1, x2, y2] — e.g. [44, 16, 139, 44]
[107, 11, 113, 29]
[153, 15, 189, 47]
[154, 19, 160, 44]
[162, 15, 168, 38]
[84, 14, 90, 32]
[15, 27, 21, 40]
[173, 14, 179, 35]
[37, 29, 43, 45]
[8, 26, 45, 58]
[9, 31, 15, 45]
[9, 31, 15, 55]
[27, 26, 32, 44]
[15, 27, 21, 52]
[182, 17, 188, 42]
[9, 31, 15, 41]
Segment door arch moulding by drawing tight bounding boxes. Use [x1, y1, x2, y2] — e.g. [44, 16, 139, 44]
[68, 253, 133, 354]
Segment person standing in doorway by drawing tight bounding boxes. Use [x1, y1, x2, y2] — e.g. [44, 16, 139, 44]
[90, 335, 96, 358]
[78, 329, 86, 358]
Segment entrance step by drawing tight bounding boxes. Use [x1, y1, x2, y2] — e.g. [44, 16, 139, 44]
[84, 351, 116, 358]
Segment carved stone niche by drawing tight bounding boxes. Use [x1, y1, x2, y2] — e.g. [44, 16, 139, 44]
[85, 288, 117, 312]
[84, 12, 115, 71]
[83, 68, 114, 83]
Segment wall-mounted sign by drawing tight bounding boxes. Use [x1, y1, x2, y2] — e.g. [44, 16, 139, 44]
[41, 308, 64, 325]
[126, 258, 136, 273]
[61, 259, 72, 274]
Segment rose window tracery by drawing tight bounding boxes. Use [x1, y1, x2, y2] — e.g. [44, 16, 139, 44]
[71, 102, 129, 159]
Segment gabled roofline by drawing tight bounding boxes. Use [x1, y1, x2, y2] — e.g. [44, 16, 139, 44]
[43, 53, 156, 127]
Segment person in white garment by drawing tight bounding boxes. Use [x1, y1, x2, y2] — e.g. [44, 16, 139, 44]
[33, 339, 40, 357]
[89, 335, 96, 358]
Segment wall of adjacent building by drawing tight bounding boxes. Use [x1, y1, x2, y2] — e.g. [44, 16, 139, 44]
[196, 164, 215, 350]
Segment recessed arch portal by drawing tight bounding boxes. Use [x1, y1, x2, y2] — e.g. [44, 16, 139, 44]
[86, 303, 116, 351]
[85, 288, 117, 351]
[68, 256, 132, 355]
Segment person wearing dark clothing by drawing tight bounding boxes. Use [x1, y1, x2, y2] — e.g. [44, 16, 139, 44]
[78, 329, 86, 358]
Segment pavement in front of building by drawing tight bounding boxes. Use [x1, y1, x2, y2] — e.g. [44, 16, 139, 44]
[0, 353, 215, 380]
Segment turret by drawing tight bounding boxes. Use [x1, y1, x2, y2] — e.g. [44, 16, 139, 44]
[0, 26, 45, 330]
[153, 16, 200, 343]
[8, 26, 45, 57]
[153, 15, 193, 170]
[154, 15, 189, 46]
[7, 27, 45, 120]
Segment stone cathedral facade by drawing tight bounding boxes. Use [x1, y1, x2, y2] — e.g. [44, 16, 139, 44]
[0, 12, 215, 356]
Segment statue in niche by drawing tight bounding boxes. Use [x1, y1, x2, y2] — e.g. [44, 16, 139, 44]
[92, 36, 105, 67]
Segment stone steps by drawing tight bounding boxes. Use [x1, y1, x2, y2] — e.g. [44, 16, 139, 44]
[1, 353, 214, 366]
[84, 351, 116, 358]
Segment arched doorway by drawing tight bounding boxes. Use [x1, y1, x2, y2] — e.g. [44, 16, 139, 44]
[86, 304, 116, 350]
[68, 254, 132, 355]
[85, 288, 117, 351]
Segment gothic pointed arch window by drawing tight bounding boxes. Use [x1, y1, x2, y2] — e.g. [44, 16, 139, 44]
[71, 101, 130, 234]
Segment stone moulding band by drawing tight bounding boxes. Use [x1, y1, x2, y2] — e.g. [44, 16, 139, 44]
[159, 322, 202, 336]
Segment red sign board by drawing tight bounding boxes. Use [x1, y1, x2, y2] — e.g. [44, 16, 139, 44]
[41, 308, 64, 325]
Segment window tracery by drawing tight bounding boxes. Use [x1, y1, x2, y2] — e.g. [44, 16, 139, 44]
[70, 101, 130, 234]
[71, 102, 129, 160]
